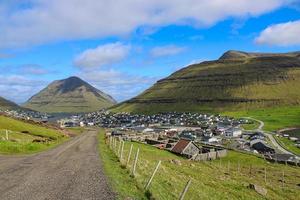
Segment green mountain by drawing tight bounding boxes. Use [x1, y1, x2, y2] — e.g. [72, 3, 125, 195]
[24, 76, 116, 113]
[112, 50, 300, 113]
[0, 96, 20, 110]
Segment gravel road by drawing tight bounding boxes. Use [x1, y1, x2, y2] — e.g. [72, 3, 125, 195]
[0, 129, 115, 200]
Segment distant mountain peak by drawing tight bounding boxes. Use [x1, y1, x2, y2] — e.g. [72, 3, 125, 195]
[219, 50, 300, 60]
[24, 76, 116, 113]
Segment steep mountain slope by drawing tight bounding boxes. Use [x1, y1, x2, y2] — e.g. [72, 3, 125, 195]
[0, 96, 20, 110]
[112, 50, 300, 113]
[24, 76, 116, 113]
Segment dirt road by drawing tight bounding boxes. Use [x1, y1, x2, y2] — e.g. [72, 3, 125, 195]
[0, 130, 115, 200]
[243, 117, 296, 155]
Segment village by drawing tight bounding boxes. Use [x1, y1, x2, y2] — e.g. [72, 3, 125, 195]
[59, 111, 300, 165]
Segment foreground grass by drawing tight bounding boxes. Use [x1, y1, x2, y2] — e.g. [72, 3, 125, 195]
[100, 130, 300, 200]
[224, 106, 300, 132]
[98, 130, 147, 199]
[0, 115, 67, 154]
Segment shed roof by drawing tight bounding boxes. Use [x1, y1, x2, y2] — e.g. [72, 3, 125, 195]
[171, 139, 192, 154]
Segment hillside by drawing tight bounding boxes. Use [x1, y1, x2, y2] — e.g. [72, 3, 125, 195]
[0, 96, 20, 110]
[0, 115, 66, 154]
[23, 76, 117, 113]
[112, 50, 300, 114]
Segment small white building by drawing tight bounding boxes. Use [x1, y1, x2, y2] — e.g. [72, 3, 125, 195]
[225, 127, 242, 137]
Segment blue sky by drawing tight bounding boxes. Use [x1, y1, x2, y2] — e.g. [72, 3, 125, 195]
[0, 0, 300, 103]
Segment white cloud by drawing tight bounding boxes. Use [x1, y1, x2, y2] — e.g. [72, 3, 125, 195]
[150, 45, 186, 57]
[79, 69, 159, 102]
[0, 0, 288, 48]
[74, 43, 130, 69]
[0, 75, 47, 103]
[255, 20, 300, 46]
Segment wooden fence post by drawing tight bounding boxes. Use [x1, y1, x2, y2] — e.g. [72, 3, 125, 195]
[109, 137, 113, 149]
[126, 144, 133, 167]
[6, 130, 9, 140]
[237, 161, 240, 174]
[145, 160, 161, 190]
[117, 139, 122, 157]
[179, 179, 192, 200]
[113, 138, 117, 152]
[120, 141, 125, 162]
[131, 148, 140, 176]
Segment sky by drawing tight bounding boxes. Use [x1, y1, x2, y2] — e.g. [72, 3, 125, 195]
[0, 0, 300, 104]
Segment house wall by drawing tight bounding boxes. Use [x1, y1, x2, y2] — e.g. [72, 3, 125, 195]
[193, 149, 227, 161]
[182, 143, 199, 157]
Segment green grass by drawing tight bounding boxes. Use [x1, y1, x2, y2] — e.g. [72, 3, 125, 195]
[241, 120, 260, 130]
[98, 130, 147, 199]
[0, 115, 67, 154]
[66, 127, 86, 135]
[274, 136, 300, 155]
[99, 129, 300, 200]
[224, 106, 300, 132]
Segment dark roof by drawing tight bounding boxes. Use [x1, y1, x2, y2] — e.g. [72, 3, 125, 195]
[171, 139, 191, 154]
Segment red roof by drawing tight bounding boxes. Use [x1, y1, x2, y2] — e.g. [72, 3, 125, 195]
[171, 139, 191, 154]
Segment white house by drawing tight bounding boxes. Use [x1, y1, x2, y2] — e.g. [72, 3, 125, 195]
[225, 127, 242, 137]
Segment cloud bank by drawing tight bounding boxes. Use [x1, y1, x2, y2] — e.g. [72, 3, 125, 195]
[0, 0, 288, 48]
[255, 20, 300, 46]
[74, 43, 130, 69]
[150, 45, 186, 57]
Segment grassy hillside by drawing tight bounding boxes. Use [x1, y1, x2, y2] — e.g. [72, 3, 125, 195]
[24, 76, 116, 113]
[0, 115, 67, 154]
[98, 130, 300, 200]
[224, 106, 300, 131]
[112, 51, 300, 114]
[0, 96, 20, 110]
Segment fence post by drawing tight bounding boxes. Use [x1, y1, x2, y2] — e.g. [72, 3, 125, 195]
[120, 141, 125, 163]
[6, 130, 9, 140]
[145, 160, 161, 190]
[237, 161, 240, 174]
[179, 179, 192, 200]
[113, 138, 117, 152]
[117, 139, 122, 157]
[109, 136, 113, 149]
[131, 148, 140, 177]
[126, 144, 133, 167]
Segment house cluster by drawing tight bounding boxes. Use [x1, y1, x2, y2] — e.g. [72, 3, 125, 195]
[108, 127, 227, 161]
[79, 111, 245, 128]
[232, 132, 276, 154]
[0, 109, 51, 122]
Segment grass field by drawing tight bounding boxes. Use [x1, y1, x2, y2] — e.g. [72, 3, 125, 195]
[241, 120, 260, 130]
[98, 129, 300, 200]
[0, 115, 67, 154]
[274, 136, 300, 155]
[98, 130, 147, 199]
[224, 106, 300, 132]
